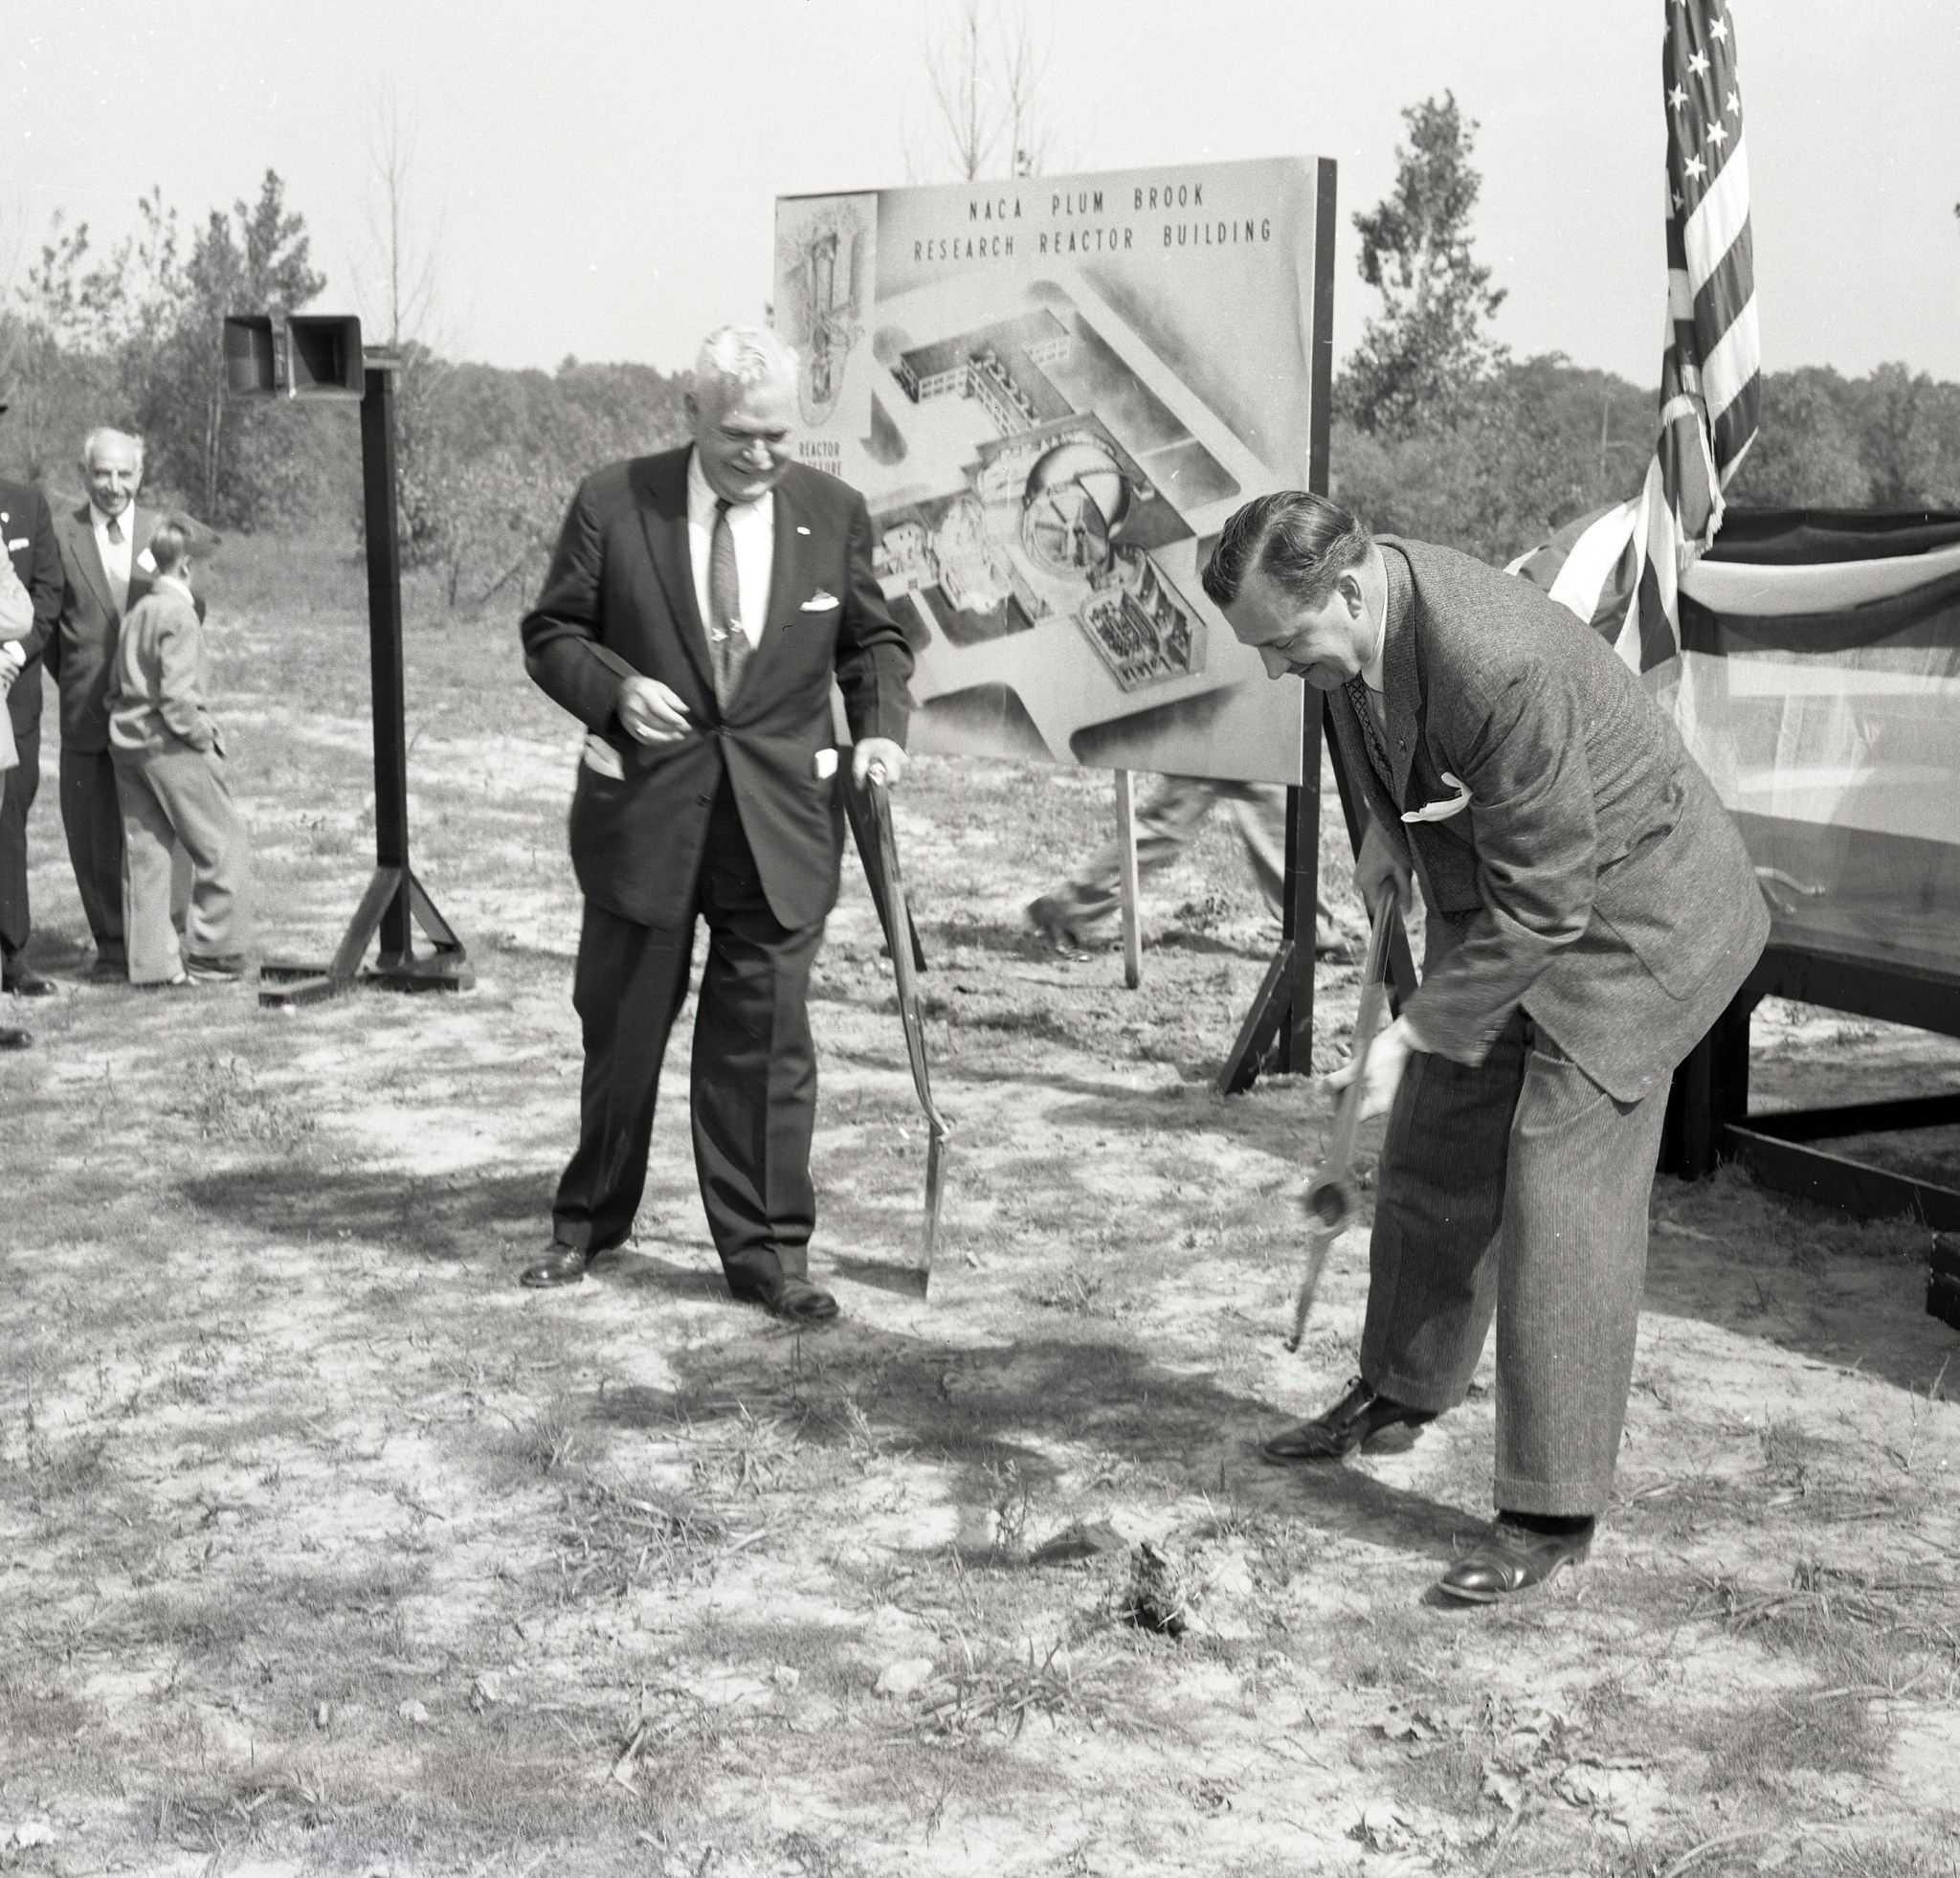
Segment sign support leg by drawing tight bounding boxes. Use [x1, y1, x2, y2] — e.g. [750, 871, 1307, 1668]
[1115, 769, 1142, 990]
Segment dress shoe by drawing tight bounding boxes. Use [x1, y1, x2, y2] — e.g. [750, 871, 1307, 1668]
[1025, 895, 1099, 958]
[520, 1242, 590, 1288]
[3, 964, 56, 997]
[186, 952, 246, 984]
[88, 955, 128, 982]
[0, 1026, 31, 1050]
[734, 1272, 839, 1325]
[1436, 1516, 1594, 1604]
[1259, 1375, 1439, 1463]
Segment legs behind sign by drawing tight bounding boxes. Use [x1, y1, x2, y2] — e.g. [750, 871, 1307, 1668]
[1027, 774, 1353, 957]
[1263, 1010, 1670, 1603]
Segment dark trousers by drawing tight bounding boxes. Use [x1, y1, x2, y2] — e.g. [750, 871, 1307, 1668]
[1358, 1009, 1671, 1517]
[0, 710, 36, 959]
[59, 745, 125, 965]
[552, 780, 827, 1291]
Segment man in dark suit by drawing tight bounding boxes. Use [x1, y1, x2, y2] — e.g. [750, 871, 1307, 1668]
[0, 400, 64, 1007]
[50, 428, 172, 976]
[1205, 492, 1768, 1603]
[519, 325, 915, 1323]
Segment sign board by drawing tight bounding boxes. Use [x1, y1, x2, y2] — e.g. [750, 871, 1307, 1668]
[773, 157, 1331, 783]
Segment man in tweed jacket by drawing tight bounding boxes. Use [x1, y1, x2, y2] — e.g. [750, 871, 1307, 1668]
[1204, 492, 1768, 1604]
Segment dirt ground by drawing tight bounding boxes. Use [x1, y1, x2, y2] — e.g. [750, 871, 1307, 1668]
[2, 536, 1957, 1877]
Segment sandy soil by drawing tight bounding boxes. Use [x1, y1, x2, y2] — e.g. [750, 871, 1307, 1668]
[1, 555, 1957, 1877]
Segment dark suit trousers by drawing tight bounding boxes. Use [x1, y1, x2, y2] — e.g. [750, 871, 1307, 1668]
[0, 703, 37, 957]
[60, 746, 125, 962]
[1357, 1009, 1671, 1518]
[552, 778, 827, 1289]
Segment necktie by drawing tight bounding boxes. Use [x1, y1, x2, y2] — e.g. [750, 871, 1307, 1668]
[104, 514, 130, 613]
[707, 498, 748, 710]
[1346, 675, 1395, 795]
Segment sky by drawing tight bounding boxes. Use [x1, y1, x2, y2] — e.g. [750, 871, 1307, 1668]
[6, 0, 1958, 387]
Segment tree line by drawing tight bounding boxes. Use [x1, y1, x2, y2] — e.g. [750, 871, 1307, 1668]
[1331, 95, 1960, 566]
[0, 170, 690, 609]
[2, 132, 1955, 613]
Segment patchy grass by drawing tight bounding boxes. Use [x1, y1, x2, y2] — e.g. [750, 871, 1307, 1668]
[0, 525, 1957, 1873]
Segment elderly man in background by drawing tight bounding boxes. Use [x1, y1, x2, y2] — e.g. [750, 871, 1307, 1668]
[519, 325, 915, 1323]
[0, 392, 65, 1002]
[51, 429, 179, 978]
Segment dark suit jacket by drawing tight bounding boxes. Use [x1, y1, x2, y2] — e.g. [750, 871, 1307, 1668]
[51, 502, 173, 754]
[521, 451, 915, 932]
[1330, 535, 1769, 1104]
[0, 479, 63, 742]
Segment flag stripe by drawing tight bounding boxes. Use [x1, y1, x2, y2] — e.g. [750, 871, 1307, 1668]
[1682, 136, 1751, 304]
[1691, 231, 1755, 370]
[1702, 294, 1759, 426]
[1712, 385, 1761, 481]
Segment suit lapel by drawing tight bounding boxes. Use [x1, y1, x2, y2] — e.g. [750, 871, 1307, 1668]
[66, 503, 117, 621]
[634, 452, 716, 698]
[1380, 543, 1423, 812]
[749, 472, 808, 676]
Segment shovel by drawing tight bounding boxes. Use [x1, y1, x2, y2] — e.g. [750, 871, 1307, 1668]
[857, 773, 949, 1297]
[1285, 880, 1399, 1353]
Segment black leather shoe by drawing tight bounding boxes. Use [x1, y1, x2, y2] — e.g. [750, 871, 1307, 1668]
[1436, 1517, 1593, 1604]
[0, 1026, 31, 1050]
[520, 1242, 590, 1289]
[3, 964, 56, 997]
[735, 1272, 840, 1325]
[186, 952, 246, 984]
[1259, 1376, 1439, 1463]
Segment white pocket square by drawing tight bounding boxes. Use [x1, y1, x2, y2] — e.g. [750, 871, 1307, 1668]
[798, 591, 839, 613]
[1402, 771, 1472, 823]
[581, 733, 626, 780]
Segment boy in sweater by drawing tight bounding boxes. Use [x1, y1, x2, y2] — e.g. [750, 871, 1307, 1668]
[104, 521, 250, 986]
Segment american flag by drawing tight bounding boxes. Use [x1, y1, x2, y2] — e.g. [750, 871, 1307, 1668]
[1511, 0, 1761, 672]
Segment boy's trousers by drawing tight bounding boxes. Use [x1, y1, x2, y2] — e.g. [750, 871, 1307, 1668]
[112, 744, 250, 984]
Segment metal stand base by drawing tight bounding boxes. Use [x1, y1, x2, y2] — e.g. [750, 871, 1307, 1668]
[1665, 951, 1960, 1331]
[258, 864, 473, 1007]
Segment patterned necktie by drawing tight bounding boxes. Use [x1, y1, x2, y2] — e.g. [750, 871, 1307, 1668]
[707, 497, 749, 710]
[104, 514, 129, 612]
[1345, 675, 1394, 794]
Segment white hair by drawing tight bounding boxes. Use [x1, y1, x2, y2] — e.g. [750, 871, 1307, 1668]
[81, 427, 145, 468]
[689, 325, 798, 408]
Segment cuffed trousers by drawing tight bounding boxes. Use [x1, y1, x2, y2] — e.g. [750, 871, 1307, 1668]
[551, 779, 827, 1292]
[1357, 1008, 1671, 1516]
[111, 744, 249, 984]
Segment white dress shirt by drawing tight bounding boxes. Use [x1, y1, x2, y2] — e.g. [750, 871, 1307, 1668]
[686, 449, 774, 651]
[92, 503, 136, 614]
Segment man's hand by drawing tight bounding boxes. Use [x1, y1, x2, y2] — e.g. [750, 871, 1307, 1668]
[1324, 1013, 1419, 1122]
[1355, 817, 1413, 918]
[852, 737, 907, 789]
[615, 675, 691, 745]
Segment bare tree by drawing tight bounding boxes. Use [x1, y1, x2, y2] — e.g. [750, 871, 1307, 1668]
[916, 0, 1068, 183]
[355, 86, 444, 350]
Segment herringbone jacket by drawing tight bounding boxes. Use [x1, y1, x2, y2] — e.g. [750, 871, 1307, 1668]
[1327, 536, 1769, 1103]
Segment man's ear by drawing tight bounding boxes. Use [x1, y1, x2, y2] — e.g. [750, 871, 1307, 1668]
[1336, 570, 1367, 615]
